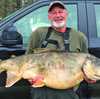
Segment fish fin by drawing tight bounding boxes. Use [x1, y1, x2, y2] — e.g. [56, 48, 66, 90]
[31, 82, 45, 88]
[5, 71, 22, 87]
[28, 75, 45, 88]
[33, 48, 62, 54]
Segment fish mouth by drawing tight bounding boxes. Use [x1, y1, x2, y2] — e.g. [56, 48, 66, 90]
[93, 74, 100, 80]
[81, 67, 96, 83]
[82, 65, 100, 83]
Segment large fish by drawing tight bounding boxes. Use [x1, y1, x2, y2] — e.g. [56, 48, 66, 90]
[0, 48, 100, 89]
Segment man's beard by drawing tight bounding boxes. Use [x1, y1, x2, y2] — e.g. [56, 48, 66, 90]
[52, 21, 65, 28]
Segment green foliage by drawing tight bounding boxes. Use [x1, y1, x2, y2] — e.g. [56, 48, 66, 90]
[0, 0, 38, 19]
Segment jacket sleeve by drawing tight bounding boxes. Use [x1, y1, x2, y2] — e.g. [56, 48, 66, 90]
[79, 32, 88, 53]
[25, 29, 41, 54]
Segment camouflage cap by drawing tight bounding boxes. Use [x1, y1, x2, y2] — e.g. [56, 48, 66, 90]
[48, 1, 66, 12]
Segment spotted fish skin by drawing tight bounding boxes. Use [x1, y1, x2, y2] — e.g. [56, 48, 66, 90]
[0, 48, 100, 89]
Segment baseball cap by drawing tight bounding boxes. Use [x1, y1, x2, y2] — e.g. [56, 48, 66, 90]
[48, 1, 66, 12]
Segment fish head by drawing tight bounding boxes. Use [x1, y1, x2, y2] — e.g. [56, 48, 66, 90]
[83, 54, 100, 82]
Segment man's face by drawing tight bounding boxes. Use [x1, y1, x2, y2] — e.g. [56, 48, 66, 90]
[48, 7, 68, 28]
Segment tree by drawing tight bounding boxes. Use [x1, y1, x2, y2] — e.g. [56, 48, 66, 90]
[0, 0, 38, 19]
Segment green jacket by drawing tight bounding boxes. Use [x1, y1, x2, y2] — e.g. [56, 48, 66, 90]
[26, 27, 88, 54]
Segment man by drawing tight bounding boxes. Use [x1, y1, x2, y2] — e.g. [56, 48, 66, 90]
[26, 1, 88, 99]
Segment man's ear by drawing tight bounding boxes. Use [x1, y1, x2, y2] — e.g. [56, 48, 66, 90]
[48, 13, 52, 20]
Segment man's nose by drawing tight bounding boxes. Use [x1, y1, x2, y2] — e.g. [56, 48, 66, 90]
[55, 12, 61, 17]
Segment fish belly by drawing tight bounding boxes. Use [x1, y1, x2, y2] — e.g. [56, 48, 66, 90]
[44, 70, 84, 89]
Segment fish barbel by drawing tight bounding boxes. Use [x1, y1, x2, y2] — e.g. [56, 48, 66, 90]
[0, 48, 100, 89]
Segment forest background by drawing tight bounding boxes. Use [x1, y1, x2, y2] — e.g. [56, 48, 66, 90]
[0, 0, 38, 20]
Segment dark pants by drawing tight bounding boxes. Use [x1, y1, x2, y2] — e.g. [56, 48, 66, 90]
[76, 80, 91, 99]
[77, 80, 100, 99]
[30, 87, 79, 99]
